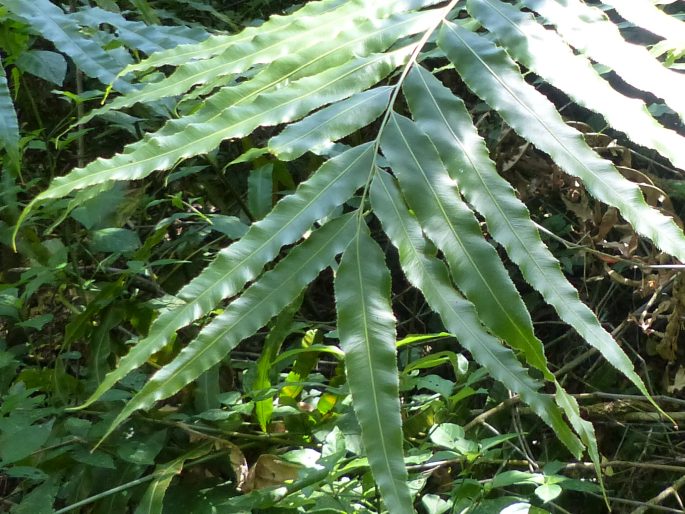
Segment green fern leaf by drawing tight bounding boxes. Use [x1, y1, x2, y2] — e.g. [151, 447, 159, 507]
[254, 298, 303, 432]
[118, 0, 350, 76]
[554, 385, 604, 494]
[81, 7, 433, 126]
[335, 223, 413, 514]
[381, 113, 551, 378]
[101, 212, 357, 441]
[269, 87, 392, 161]
[467, 0, 685, 171]
[76, 144, 374, 409]
[370, 171, 583, 457]
[402, 64, 655, 427]
[2, 0, 131, 91]
[603, 0, 685, 45]
[30, 47, 410, 207]
[70, 7, 208, 55]
[521, 0, 685, 121]
[438, 20, 685, 262]
[0, 56, 20, 172]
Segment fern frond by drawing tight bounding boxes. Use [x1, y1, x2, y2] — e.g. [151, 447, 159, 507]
[84, 0, 437, 125]
[438, 20, 685, 262]
[467, 0, 685, 171]
[521, 0, 685, 121]
[603, 0, 685, 45]
[76, 144, 374, 409]
[101, 212, 358, 441]
[335, 223, 413, 514]
[381, 113, 551, 378]
[402, 64, 659, 422]
[370, 171, 583, 457]
[118, 0, 350, 76]
[31, 47, 411, 207]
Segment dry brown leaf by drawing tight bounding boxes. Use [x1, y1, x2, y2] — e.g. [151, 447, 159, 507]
[241, 454, 301, 493]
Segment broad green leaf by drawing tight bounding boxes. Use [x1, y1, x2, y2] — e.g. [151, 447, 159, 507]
[102, 212, 358, 441]
[90, 228, 141, 253]
[82, 8, 433, 126]
[90, 0, 435, 124]
[381, 113, 550, 378]
[117, 0, 350, 75]
[269, 87, 392, 161]
[76, 144, 373, 410]
[521, 0, 685, 121]
[15, 50, 67, 86]
[466, 0, 685, 171]
[370, 170, 582, 456]
[335, 224, 412, 514]
[2, 0, 131, 91]
[117, 429, 166, 465]
[438, 20, 685, 263]
[254, 298, 302, 432]
[603, 0, 685, 45]
[31, 47, 411, 205]
[11, 478, 58, 514]
[535, 484, 562, 503]
[402, 65, 644, 449]
[70, 6, 208, 55]
[248, 163, 273, 220]
[0, 56, 20, 172]
[0, 420, 54, 465]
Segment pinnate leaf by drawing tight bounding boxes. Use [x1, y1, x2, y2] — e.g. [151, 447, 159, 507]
[335, 223, 413, 514]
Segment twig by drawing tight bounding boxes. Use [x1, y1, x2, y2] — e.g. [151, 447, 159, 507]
[464, 396, 521, 431]
[630, 473, 685, 514]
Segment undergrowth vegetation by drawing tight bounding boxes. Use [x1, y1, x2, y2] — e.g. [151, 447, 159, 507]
[1, 0, 685, 512]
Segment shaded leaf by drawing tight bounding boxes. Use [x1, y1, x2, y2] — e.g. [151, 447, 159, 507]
[370, 171, 582, 456]
[101, 212, 358, 440]
[335, 224, 413, 514]
[381, 112, 549, 377]
[15, 50, 66, 86]
[3, 0, 130, 91]
[76, 144, 373, 410]
[71, 6, 208, 55]
[134, 444, 212, 514]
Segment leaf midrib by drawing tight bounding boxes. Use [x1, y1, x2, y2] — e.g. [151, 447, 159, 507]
[442, 21, 630, 210]
[133, 215, 356, 409]
[390, 115, 534, 349]
[374, 174, 542, 396]
[350, 228, 402, 506]
[43, 49, 404, 199]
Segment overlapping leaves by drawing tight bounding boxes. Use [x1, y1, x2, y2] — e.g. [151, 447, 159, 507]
[19, 0, 685, 511]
